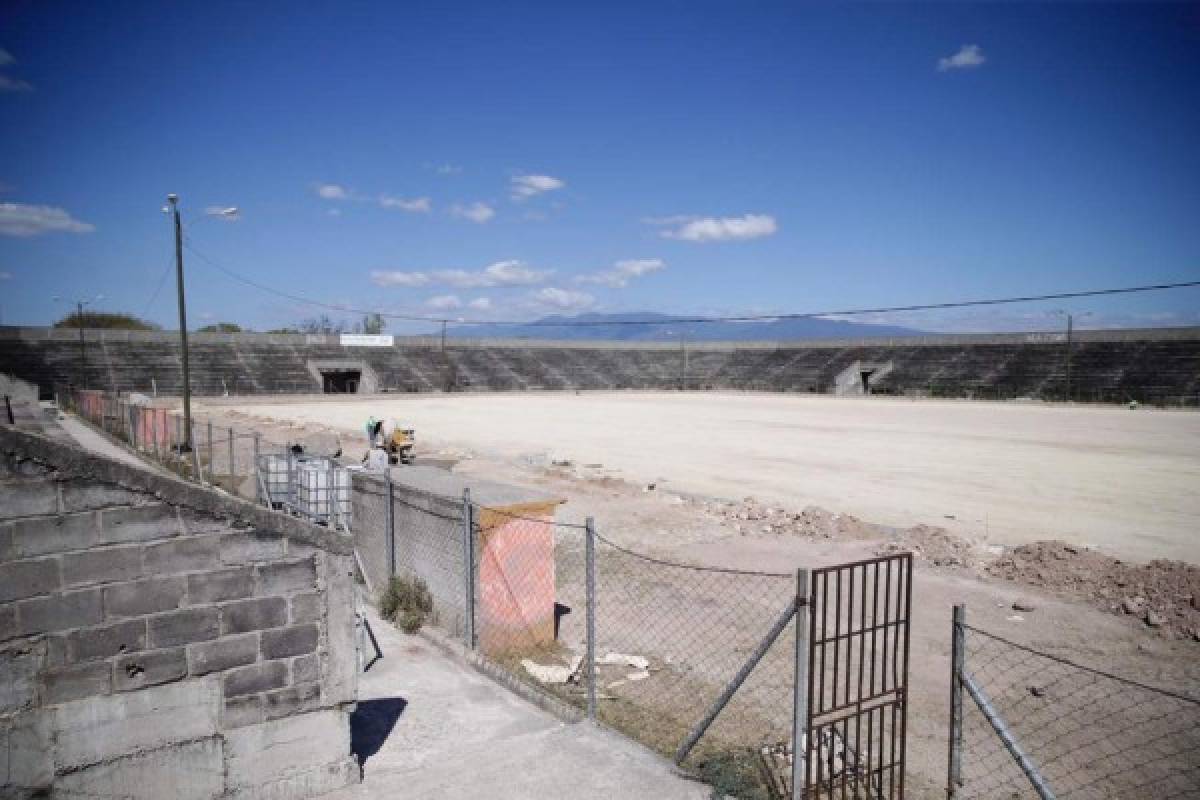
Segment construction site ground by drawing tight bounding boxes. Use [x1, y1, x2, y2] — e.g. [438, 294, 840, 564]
[189, 392, 1199, 799]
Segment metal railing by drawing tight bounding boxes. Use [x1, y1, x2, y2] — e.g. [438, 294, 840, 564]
[948, 604, 1200, 799]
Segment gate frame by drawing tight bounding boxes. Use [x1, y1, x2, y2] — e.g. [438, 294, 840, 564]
[803, 552, 913, 800]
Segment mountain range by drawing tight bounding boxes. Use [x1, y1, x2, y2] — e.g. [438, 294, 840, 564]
[445, 312, 923, 341]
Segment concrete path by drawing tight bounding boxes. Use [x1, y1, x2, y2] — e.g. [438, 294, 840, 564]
[330, 604, 709, 800]
[57, 414, 172, 473]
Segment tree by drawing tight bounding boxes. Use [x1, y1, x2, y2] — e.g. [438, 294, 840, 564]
[53, 312, 159, 331]
[356, 313, 386, 334]
[197, 322, 243, 333]
[295, 315, 347, 334]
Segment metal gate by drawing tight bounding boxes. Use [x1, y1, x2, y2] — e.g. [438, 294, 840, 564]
[801, 553, 913, 799]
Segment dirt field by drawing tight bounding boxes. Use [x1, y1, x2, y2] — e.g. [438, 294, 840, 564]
[188, 392, 1199, 799]
[214, 391, 1200, 563]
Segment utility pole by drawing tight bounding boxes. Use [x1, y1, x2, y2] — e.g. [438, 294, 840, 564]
[1064, 313, 1073, 403]
[440, 319, 447, 353]
[680, 330, 688, 390]
[167, 194, 199, 473]
[76, 301, 88, 388]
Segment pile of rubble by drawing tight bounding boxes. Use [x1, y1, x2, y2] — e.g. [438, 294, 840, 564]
[875, 524, 978, 568]
[706, 498, 880, 539]
[987, 541, 1200, 641]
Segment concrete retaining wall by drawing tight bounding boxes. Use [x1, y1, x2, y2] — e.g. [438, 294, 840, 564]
[0, 427, 358, 799]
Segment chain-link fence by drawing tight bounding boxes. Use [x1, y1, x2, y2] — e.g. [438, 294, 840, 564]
[592, 534, 796, 779]
[949, 605, 1200, 800]
[62, 387, 350, 530]
[356, 470, 829, 799]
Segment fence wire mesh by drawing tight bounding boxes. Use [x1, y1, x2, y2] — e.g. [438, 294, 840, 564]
[471, 506, 591, 712]
[592, 534, 795, 786]
[955, 623, 1200, 800]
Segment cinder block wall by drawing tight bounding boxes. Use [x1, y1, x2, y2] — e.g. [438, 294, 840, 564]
[0, 428, 358, 799]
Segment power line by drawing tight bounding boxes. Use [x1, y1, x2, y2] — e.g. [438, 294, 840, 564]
[140, 258, 176, 320]
[183, 240, 1200, 329]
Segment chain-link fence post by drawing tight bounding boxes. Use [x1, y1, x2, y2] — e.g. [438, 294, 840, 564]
[461, 488, 476, 650]
[253, 432, 261, 504]
[948, 603, 965, 798]
[286, 441, 294, 510]
[791, 567, 809, 800]
[227, 426, 235, 493]
[384, 468, 395, 578]
[585, 516, 597, 721]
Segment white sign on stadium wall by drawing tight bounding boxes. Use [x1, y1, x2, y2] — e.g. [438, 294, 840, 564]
[339, 334, 395, 347]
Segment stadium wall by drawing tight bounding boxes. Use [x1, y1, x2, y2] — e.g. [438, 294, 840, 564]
[1, 325, 1198, 404]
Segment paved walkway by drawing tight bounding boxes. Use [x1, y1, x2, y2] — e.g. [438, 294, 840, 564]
[330, 603, 709, 800]
[58, 414, 173, 474]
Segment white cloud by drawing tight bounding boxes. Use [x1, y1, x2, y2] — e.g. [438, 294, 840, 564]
[204, 206, 240, 221]
[648, 214, 777, 242]
[435, 164, 462, 175]
[327, 208, 342, 217]
[468, 297, 492, 311]
[450, 202, 495, 223]
[511, 174, 565, 201]
[0, 48, 13, 67]
[379, 195, 431, 213]
[938, 44, 986, 72]
[0, 75, 33, 93]
[577, 258, 666, 288]
[426, 294, 463, 310]
[434, 260, 550, 288]
[0, 203, 95, 237]
[533, 287, 594, 311]
[370, 270, 431, 287]
[371, 260, 549, 290]
[0, 270, 12, 280]
[316, 183, 349, 200]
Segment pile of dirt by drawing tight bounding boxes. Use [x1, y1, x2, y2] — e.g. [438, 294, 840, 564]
[987, 541, 1200, 641]
[707, 498, 881, 540]
[876, 524, 979, 568]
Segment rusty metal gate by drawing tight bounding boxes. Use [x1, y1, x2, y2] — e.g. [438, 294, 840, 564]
[801, 553, 913, 799]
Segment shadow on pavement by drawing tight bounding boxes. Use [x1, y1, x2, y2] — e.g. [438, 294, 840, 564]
[350, 697, 408, 769]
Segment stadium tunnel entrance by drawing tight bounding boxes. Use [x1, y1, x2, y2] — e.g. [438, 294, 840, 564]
[321, 369, 361, 393]
[306, 359, 379, 393]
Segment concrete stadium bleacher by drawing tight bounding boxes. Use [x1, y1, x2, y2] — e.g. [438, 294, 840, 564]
[2, 326, 1198, 405]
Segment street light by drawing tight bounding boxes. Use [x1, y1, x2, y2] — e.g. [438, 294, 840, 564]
[1049, 310, 1093, 402]
[165, 194, 200, 476]
[52, 294, 104, 388]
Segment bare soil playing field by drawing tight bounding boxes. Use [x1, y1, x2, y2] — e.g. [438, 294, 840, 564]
[216, 391, 1200, 563]
[191, 392, 1199, 799]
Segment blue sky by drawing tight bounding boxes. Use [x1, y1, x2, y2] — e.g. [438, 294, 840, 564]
[1, 1, 1198, 334]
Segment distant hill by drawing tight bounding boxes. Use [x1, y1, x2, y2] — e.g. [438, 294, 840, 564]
[446, 312, 924, 341]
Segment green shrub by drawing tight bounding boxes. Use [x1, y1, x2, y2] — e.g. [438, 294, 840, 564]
[399, 609, 425, 634]
[379, 576, 433, 633]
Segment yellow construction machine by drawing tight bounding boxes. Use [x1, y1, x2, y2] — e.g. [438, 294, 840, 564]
[384, 426, 415, 465]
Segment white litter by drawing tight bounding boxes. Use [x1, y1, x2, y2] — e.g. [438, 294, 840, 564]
[599, 652, 649, 669]
[521, 660, 571, 684]
[625, 670, 650, 682]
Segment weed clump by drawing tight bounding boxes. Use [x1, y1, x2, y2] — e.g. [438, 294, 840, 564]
[379, 576, 433, 633]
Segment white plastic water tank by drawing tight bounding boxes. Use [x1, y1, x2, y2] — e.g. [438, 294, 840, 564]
[365, 448, 389, 472]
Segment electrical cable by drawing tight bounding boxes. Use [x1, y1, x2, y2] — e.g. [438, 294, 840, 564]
[183, 238, 1200, 329]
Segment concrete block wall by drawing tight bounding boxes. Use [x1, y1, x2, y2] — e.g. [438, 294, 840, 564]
[351, 470, 468, 637]
[350, 466, 564, 654]
[0, 427, 358, 799]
